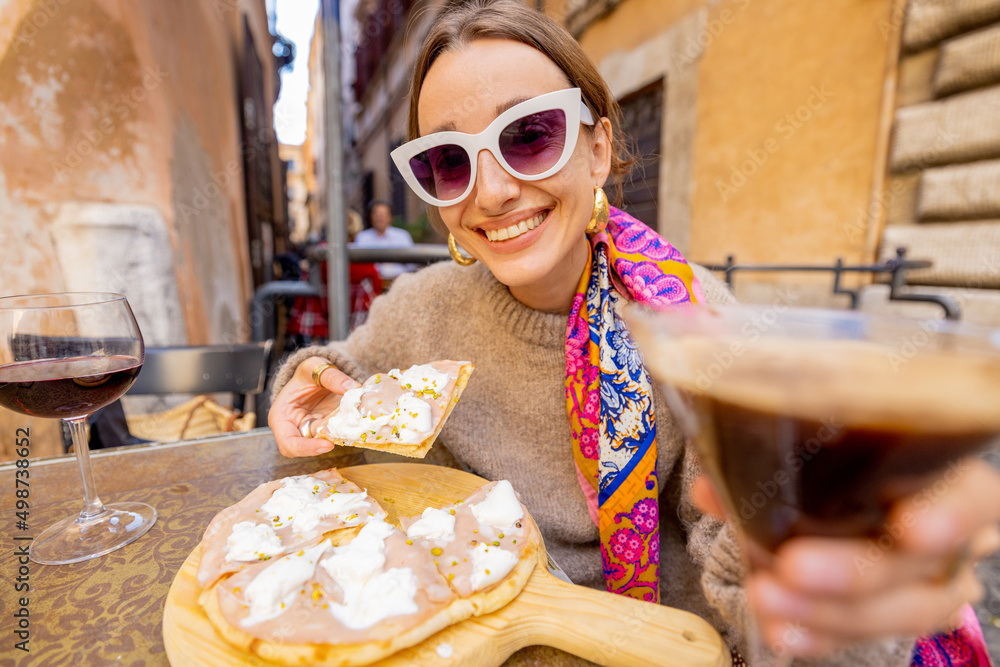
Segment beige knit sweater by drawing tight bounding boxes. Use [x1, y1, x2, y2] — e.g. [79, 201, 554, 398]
[272, 260, 915, 666]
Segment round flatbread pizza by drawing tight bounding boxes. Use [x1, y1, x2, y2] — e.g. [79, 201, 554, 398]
[195, 468, 539, 666]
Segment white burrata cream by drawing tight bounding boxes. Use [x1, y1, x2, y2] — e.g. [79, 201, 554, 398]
[404, 506, 456, 542]
[388, 364, 450, 394]
[261, 475, 374, 533]
[389, 394, 433, 444]
[241, 541, 329, 626]
[325, 380, 434, 445]
[321, 520, 419, 629]
[471, 480, 524, 530]
[225, 521, 284, 563]
[325, 387, 392, 440]
[319, 490, 373, 524]
[469, 543, 519, 591]
[320, 519, 393, 582]
[326, 568, 419, 630]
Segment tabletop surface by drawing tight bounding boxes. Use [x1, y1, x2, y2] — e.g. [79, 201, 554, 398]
[7, 432, 993, 665]
[0, 430, 366, 666]
[0, 432, 597, 667]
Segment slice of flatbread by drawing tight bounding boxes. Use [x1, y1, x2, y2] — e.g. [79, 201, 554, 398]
[316, 360, 474, 459]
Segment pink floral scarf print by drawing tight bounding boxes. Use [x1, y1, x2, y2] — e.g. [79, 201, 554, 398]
[564, 206, 703, 601]
[912, 604, 994, 666]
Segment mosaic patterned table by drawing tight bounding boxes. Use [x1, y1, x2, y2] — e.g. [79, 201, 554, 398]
[0, 430, 364, 666]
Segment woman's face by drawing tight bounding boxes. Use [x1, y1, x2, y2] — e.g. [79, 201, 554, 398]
[417, 39, 612, 312]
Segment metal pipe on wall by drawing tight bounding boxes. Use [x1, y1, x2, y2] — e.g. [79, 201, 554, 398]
[321, 0, 350, 341]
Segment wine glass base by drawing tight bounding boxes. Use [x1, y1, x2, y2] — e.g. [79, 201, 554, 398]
[29, 502, 157, 565]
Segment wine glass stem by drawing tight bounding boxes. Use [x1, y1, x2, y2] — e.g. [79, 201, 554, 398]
[66, 416, 107, 519]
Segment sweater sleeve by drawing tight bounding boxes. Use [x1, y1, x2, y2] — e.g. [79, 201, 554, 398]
[691, 263, 737, 306]
[681, 266, 917, 665]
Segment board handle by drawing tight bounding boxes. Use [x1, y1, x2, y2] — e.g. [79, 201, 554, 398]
[511, 568, 732, 667]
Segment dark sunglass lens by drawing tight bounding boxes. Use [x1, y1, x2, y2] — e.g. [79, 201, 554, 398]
[499, 109, 567, 175]
[410, 144, 470, 200]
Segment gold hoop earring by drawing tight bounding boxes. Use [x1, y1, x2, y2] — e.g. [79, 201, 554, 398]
[448, 233, 477, 266]
[586, 187, 610, 235]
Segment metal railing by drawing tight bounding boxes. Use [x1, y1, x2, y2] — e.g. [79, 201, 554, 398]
[250, 244, 453, 343]
[705, 247, 961, 320]
[250, 244, 961, 344]
[306, 244, 452, 265]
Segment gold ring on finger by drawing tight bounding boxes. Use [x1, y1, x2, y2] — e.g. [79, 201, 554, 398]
[311, 362, 336, 387]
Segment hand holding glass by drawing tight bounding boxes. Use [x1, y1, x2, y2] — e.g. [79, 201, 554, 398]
[627, 305, 1000, 658]
[0, 293, 155, 564]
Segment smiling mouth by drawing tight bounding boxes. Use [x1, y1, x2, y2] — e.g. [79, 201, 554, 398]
[483, 211, 548, 242]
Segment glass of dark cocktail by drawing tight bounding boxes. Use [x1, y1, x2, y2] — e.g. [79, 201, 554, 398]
[0, 293, 155, 564]
[626, 304, 1000, 659]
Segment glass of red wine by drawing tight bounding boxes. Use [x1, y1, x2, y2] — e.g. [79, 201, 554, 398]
[626, 304, 1000, 661]
[0, 292, 155, 564]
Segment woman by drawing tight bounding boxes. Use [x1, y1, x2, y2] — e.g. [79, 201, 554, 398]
[269, 2, 1000, 664]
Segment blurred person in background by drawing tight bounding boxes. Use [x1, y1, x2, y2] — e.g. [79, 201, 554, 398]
[351, 200, 416, 283]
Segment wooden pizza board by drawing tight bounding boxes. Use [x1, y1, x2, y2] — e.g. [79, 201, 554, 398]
[162, 463, 731, 667]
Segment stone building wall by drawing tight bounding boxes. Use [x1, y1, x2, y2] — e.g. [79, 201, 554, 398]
[863, 0, 1000, 324]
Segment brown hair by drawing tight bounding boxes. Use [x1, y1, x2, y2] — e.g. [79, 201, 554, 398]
[406, 0, 633, 203]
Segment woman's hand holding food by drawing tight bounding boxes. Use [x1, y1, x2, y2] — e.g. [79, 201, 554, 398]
[268, 356, 360, 458]
[692, 459, 1000, 658]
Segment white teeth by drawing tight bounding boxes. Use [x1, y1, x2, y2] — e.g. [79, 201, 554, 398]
[485, 212, 546, 242]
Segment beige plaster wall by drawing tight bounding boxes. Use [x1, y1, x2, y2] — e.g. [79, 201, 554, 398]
[0, 0, 278, 458]
[573, 0, 897, 305]
[689, 0, 895, 300]
[0, 0, 280, 345]
[576, 0, 706, 62]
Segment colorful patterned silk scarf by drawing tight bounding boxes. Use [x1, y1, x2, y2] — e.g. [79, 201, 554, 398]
[564, 206, 703, 601]
[912, 604, 994, 666]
